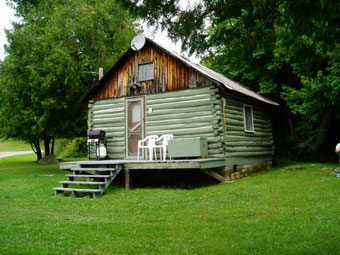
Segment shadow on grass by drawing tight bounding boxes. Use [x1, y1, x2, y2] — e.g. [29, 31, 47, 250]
[112, 168, 221, 190]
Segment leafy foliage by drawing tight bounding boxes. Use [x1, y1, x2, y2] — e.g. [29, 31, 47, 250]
[0, 0, 138, 159]
[54, 137, 87, 158]
[120, 0, 340, 156]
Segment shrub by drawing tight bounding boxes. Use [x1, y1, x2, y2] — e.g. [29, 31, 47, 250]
[55, 138, 87, 158]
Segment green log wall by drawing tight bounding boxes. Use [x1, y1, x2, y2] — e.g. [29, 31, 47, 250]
[222, 91, 274, 166]
[88, 86, 274, 163]
[145, 86, 225, 158]
[88, 97, 125, 159]
[88, 86, 225, 159]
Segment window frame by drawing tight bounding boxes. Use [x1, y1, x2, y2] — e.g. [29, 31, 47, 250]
[243, 104, 255, 133]
[138, 62, 154, 82]
[221, 98, 227, 135]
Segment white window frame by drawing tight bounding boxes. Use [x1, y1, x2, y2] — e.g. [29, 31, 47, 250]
[243, 104, 255, 133]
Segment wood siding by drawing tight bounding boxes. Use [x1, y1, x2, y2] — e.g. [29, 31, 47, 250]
[88, 86, 225, 159]
[86, 41, 275, 165]
[90, 42, 213, 100]
[222, 91, 274, 166]
[88, 87, 274, 163]
[88, 98, 125, 159]
[145, 87, 225, 158]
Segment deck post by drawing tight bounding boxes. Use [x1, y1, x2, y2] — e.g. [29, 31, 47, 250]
[124, 167, 131, 190]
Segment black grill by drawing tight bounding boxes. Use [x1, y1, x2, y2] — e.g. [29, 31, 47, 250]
[87, 130, 107, 160]
[88, 130, 106, 139]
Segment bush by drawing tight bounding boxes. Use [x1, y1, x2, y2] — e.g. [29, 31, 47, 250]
[55, 138, 87, 158]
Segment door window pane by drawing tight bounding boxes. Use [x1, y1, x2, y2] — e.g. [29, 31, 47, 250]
[128, 101, 141, 131]
[128, 133, 142, 156]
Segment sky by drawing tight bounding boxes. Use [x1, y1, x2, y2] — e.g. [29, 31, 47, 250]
[0, 0, 18, 60]
[0, 0, 200, 62]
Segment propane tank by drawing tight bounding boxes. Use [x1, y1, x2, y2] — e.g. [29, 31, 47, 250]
[336, 143, 340, 155]
[336, 143, 340, 177]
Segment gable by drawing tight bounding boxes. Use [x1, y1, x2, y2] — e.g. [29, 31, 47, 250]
[89, 40, 213, 101]
[88, 38, 278, 106]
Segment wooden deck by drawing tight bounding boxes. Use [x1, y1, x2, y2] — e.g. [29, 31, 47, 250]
[60, 158, 227, 170]
[59, 158, 227, 190]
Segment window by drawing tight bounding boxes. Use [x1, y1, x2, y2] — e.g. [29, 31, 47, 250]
[243, 104, 254, 132]
[138, 62, 154, 82]
[221, 98, 227, 135]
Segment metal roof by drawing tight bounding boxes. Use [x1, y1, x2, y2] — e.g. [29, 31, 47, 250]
[148, 38, 279, 106]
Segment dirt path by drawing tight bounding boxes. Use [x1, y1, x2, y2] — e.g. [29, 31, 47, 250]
[0, 151, 33, 159]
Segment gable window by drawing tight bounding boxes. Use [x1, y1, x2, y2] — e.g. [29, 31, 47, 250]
[243, 104, 254, 133]
[138, 62, 154, 82]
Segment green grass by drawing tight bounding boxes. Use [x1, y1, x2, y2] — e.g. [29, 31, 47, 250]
[0, 138, 86, 159]
[0, 155, 339, 255]
[0, 138, 32, 152]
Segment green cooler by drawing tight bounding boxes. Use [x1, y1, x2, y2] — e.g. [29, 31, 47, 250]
[168, 137, 208, 158]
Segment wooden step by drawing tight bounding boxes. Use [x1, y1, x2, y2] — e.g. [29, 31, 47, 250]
[71, 167, 118, 172]
[54, 165, 122, 199]
[59, 181, 106, 185]
[53, 187, 102, 193]
[65, 174, 111, 178]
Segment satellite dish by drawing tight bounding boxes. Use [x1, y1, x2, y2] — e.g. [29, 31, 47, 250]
[131, 34, 146, 51]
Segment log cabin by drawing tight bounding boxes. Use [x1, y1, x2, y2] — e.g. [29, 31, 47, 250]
[55, 36, 278, 198]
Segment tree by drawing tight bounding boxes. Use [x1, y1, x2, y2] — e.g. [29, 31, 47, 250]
[120, 0, 340, 157]
[0, 0, 138, 160]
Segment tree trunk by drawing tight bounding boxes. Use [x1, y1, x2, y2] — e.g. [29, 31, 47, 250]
[44, 138, 50, 156]
[313, 108, 335, 157]
[51, 137, 55, 155]
[31, 140, 42, 161]
[36, 142, 42, 160]
[284, 104, 294, 135]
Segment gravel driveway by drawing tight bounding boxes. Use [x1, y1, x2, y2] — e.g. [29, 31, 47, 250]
[0, 151, 33, 159]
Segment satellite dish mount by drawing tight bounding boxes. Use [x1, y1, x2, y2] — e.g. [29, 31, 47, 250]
[131, 34, 146, 63]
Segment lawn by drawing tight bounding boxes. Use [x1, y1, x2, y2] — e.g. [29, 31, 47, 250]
[0, 138, 32, 152]
[0, 154, 339, 255]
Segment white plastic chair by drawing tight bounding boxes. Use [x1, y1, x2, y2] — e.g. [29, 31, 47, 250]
[154, 134, 174, 161]
[137, 135, 159, 161]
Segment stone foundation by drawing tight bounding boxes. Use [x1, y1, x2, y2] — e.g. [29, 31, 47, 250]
[221, 161, 272, 181]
